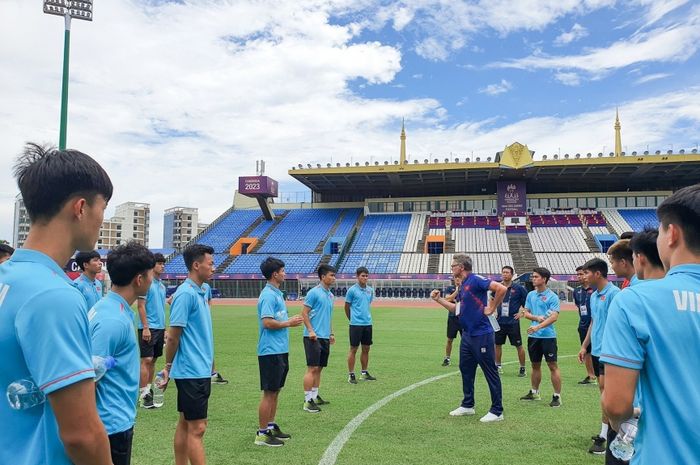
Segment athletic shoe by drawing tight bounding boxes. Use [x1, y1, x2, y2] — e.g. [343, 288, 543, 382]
[211, 372, 229, 385]
[578, 376, 597, 385]
[449, 406, 476, 416]
[442, 357, 450, 366]
[518, 367, 526, 377]
[549, 395, 562, 407]
[497, 365, 504, 375]
[589, 436, 606, 454]
[303, 399, 321, 413]
[360, 372, 377, 381]
[348, 373, 358, 384]
[315, 396, 330, 405]
[141, 393, 155, 409]
[269, 425, 291, 440]
[520, 390, 541, 401]
[479, 412, 504, 423]
[255, 430, 284, 447]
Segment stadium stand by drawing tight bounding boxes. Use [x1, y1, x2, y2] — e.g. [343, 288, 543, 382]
[258, 209, 342, 253]
[397, 253, 430, 273]
[196, 210, 262, 252]
[452, 228, 509, 252]
[349, 214, 411, 253]
[165, 253, 229, 274]
[438, 253, 513, 275]
[225, 253, 321, 274]
[334, 209, 363, 238]
[404, 214, 428, 251]
[535, 252, 613, 275]
[601, 209, 632, 235]
[528, 227, 589, 252]
[339, 253, 402, 274]
[618, 209, 658, 231]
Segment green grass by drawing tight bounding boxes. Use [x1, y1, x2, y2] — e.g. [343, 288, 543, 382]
[132, 306, 604, 465]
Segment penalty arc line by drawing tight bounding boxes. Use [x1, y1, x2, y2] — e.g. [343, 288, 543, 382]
[318, 354, 578, 465]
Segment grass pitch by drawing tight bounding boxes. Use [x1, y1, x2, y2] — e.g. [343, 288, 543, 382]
[131, 305, 604, 465]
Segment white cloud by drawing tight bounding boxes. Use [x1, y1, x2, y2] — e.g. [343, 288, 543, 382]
[554, 23, 589, 46]
[634, 73, 672, 84]
[555, 72, 582, 86]
[637, 0, 688, 28]
[478, 79, 513, 95]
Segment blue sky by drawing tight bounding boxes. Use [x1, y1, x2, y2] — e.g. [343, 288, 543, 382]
[0, 0, 699, 246]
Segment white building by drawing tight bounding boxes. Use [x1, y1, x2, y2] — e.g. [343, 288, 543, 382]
[97, 202, 150, 249]
[13, 194, 30, 248]
[163, 206, 199, 251]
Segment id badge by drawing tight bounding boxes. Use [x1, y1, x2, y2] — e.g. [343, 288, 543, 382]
[455, 301, 461, 316]
[501, 301, 510, 318]
[580, 304, 588, 316]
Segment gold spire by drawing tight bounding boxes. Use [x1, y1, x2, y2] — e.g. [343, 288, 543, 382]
[400, 118, 407, 164]
[614, 108, 622, 157]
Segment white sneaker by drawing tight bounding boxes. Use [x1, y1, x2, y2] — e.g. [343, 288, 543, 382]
[449, 406, 476, 416]
[479, 412, 504, 423]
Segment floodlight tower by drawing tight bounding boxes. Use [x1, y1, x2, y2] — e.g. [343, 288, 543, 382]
[43, 1, 93, 150]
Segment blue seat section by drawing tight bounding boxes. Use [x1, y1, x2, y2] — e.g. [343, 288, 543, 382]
[334, 209, 362, 238]
[618, 209, 658, 232]
[164, 253, 228, 274]
[197, 210, 262, 252]
[247, 210, 286, 238]
[225, 254, 321, 274]
[339, 253, 401, 273]
[350, 214, 411, 252]
[258, 209, 343, 253]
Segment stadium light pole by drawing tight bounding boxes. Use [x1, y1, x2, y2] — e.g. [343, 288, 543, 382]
[43, 1, 93, 150]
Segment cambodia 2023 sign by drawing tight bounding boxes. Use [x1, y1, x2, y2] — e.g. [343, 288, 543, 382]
[238, 176, 278, 197]
[497, 181, 526, 215]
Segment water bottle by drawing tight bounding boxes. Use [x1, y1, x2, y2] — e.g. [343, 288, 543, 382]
[93, 355, 117, 382]
[153, 371, 165, 407]
[488, 313, 500, 331]
[610, 417, 638, 461]
[6, 379, 45, 410]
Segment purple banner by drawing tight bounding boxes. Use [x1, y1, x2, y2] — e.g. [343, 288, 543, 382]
[497, 181, 527, 215]
[238, 176, 278, 197]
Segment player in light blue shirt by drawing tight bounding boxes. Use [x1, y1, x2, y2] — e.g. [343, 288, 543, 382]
[73, 249, 104, 309]
[90, 243, 155, 465]
[0, 144, 113, 465]
[161, 244, 215, 464]
[520, 267, 562, 407]
[301, 264, 336, 412]
[345, 266, 376, 384]
[0, 243, 14, 264]
[255, 257, 303, 447]
[602, 186, 700, 465]
[578, 257, 621, 455]
[137, 252, 167, 407]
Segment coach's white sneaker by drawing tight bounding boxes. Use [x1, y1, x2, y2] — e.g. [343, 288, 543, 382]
[479, 412, 504, 423]
[449, 406, 476, 416]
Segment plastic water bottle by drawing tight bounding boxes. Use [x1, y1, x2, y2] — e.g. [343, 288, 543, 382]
[610, 417, 638, 461]
[6, 379, 46, 410]
[488, 313, 500, 331]
[93, 355, 117, 382]
[153, 371, 165, 407]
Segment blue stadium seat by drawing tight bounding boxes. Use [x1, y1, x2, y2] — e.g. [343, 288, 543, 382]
[258, 209, 343, 253]
[618, 209, 658, 232]
[225, 253, 322, 274]
[350, 214, 411, 253]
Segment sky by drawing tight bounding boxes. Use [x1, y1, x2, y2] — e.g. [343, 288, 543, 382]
[1, 0, 699, 247]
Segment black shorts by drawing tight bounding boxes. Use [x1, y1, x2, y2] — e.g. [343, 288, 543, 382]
[495, 322, 522, 347]
[446, 316, 462, 339]
[175, 378, 211, 421]
[527, 338, 558, 363]
[349, 325, 373, 347]
[578, 326, 592, 354]
[138, 328, 165, 358]
[304, 337, 330, 367]
[592, 355, 605, 377]
[108, 427, 134, 465]
[259, 353, 289, 392]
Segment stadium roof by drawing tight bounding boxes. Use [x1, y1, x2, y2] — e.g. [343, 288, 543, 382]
[289, 142, 700, 201]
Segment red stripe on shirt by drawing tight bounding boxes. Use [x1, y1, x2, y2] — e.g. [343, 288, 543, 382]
[40, 368, 95, 391]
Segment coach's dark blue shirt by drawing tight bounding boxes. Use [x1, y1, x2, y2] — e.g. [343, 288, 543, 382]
[456, 273, 493, 336]
[573, 286, 593, 329]
[493, 284, 528, 325]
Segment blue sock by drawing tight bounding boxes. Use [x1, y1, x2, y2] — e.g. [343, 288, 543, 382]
[267, 422, 277, 429]
[259, 429, 268, 434]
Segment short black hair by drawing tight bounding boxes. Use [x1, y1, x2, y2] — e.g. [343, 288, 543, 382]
[153, 253, 166, 264]
[620, 231, 635, 240]
[0, 244, 14, 258]
[14, 143, 113, 223]
[356, 266, 369, 276]
[318, 264, 336, 279]
[502, 265, 514, 274]
[532, 267, 551, 283]
[75, 250, 101, 271]
[183, 244, 215, 271]
[106, 242, 155, 286]
[657, 184, 700, 254]
[630, 227, 663, 269]
[575, 265, 584, 272]
[582, 258, 608, 278]
[260, 257, 285, 280]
